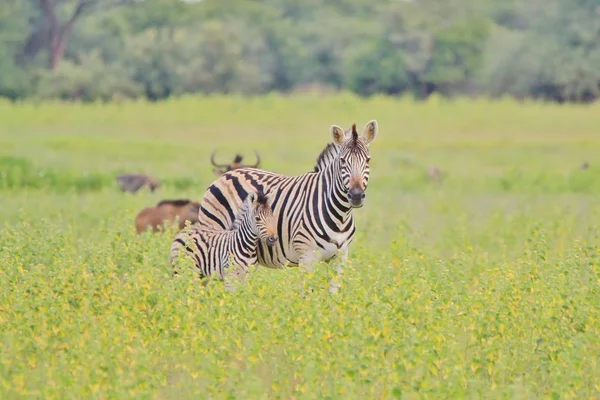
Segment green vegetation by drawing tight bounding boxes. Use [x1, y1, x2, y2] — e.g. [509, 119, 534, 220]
[1, 0, 599, 103]
[1, 95, 600, 398]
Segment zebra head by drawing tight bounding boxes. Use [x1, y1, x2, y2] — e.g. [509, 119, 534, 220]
[247, 190, 278, 247]
[329, 120, 378, 208]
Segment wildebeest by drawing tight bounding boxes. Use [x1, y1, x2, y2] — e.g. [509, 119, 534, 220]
[211, 150, 261, 176]
[116, 173, 160, 194]
[135, 199, 200, 234]
[581, 161, 590, 170]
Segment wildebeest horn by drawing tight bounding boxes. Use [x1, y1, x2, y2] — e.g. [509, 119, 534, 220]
[247, 150, 260, 168]
[210, 150, 228, 168]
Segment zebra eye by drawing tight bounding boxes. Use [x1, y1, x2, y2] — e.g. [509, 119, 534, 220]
[366, 157, 371, 163]
[340, 157, 346, 164]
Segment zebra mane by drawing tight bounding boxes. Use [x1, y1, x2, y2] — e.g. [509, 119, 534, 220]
[351, 123, 358, 145]
[313, 143, 341, 172]
[256, 190, 268, 205]
[313, 124, 362, 172]
[230, 193, 257, 231]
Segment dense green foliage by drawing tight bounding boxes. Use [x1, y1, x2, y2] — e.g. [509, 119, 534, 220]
[1, 0, 599, 102]
[1, 95, 600, 398]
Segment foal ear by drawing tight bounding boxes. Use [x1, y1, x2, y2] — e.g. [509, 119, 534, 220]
[330, 125, 346, 145]
[362, 120, 378, 145]
[246, 191, 257, 204]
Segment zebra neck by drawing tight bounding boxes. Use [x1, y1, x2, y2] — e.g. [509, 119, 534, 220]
[319, 160, 353, 225]
[229, 208, 259, 256]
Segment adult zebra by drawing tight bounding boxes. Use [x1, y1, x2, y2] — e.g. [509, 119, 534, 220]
[197, 120, 378, 270]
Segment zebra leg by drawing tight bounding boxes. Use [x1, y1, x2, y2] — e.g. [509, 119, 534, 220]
[297, 250, 319, 273]
[292, 236, 325, 273]
[223, 272, 236, 292]
[296, 250, 319, 297]
[232, 265, 249, 284]
[336, 246, 349, 274]
[223, 264, 249, 292]
[324, 248, 345, 294]
[324, 247, 349, 294]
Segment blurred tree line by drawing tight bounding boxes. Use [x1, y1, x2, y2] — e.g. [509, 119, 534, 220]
[0, 0, 599, 103]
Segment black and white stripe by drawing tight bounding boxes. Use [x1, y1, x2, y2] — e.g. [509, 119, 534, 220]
[196, 120, 378, 270]
[169, 190, 278, 280]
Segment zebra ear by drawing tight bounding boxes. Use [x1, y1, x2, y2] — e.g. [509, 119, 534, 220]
[246, 191, 257, 204]
[330, 125, 345, 145]
[362, 120, 378, 145]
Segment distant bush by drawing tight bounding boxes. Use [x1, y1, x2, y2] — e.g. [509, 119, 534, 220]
[1, 0, 599, 103]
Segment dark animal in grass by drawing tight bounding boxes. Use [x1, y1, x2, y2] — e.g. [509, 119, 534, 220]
[135, 199, 200, 234]
[116, 173, 160, 194]
[211, 150, 261, 176]
[581, 161, 590, 170]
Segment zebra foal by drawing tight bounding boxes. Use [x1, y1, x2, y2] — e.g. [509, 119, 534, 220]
[169, 189, 278, 283]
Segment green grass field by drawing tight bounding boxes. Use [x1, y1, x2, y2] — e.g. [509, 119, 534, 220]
[1, 93, 600, 399]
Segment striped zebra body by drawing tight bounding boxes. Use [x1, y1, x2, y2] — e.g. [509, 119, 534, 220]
[196, 120, 378, 270]
[169, 190, 278, 280]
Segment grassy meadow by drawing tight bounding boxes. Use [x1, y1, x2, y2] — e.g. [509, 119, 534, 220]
[1, 93, 600, 399]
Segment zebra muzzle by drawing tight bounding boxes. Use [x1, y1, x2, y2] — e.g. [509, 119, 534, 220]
[347, 188, 366, 207]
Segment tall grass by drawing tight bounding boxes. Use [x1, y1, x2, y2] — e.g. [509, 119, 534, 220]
[1, 94, 599, 399]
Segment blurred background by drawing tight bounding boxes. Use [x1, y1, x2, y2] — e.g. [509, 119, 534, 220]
[2, 4, 600, 396]
[1, 0, 598, 103]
